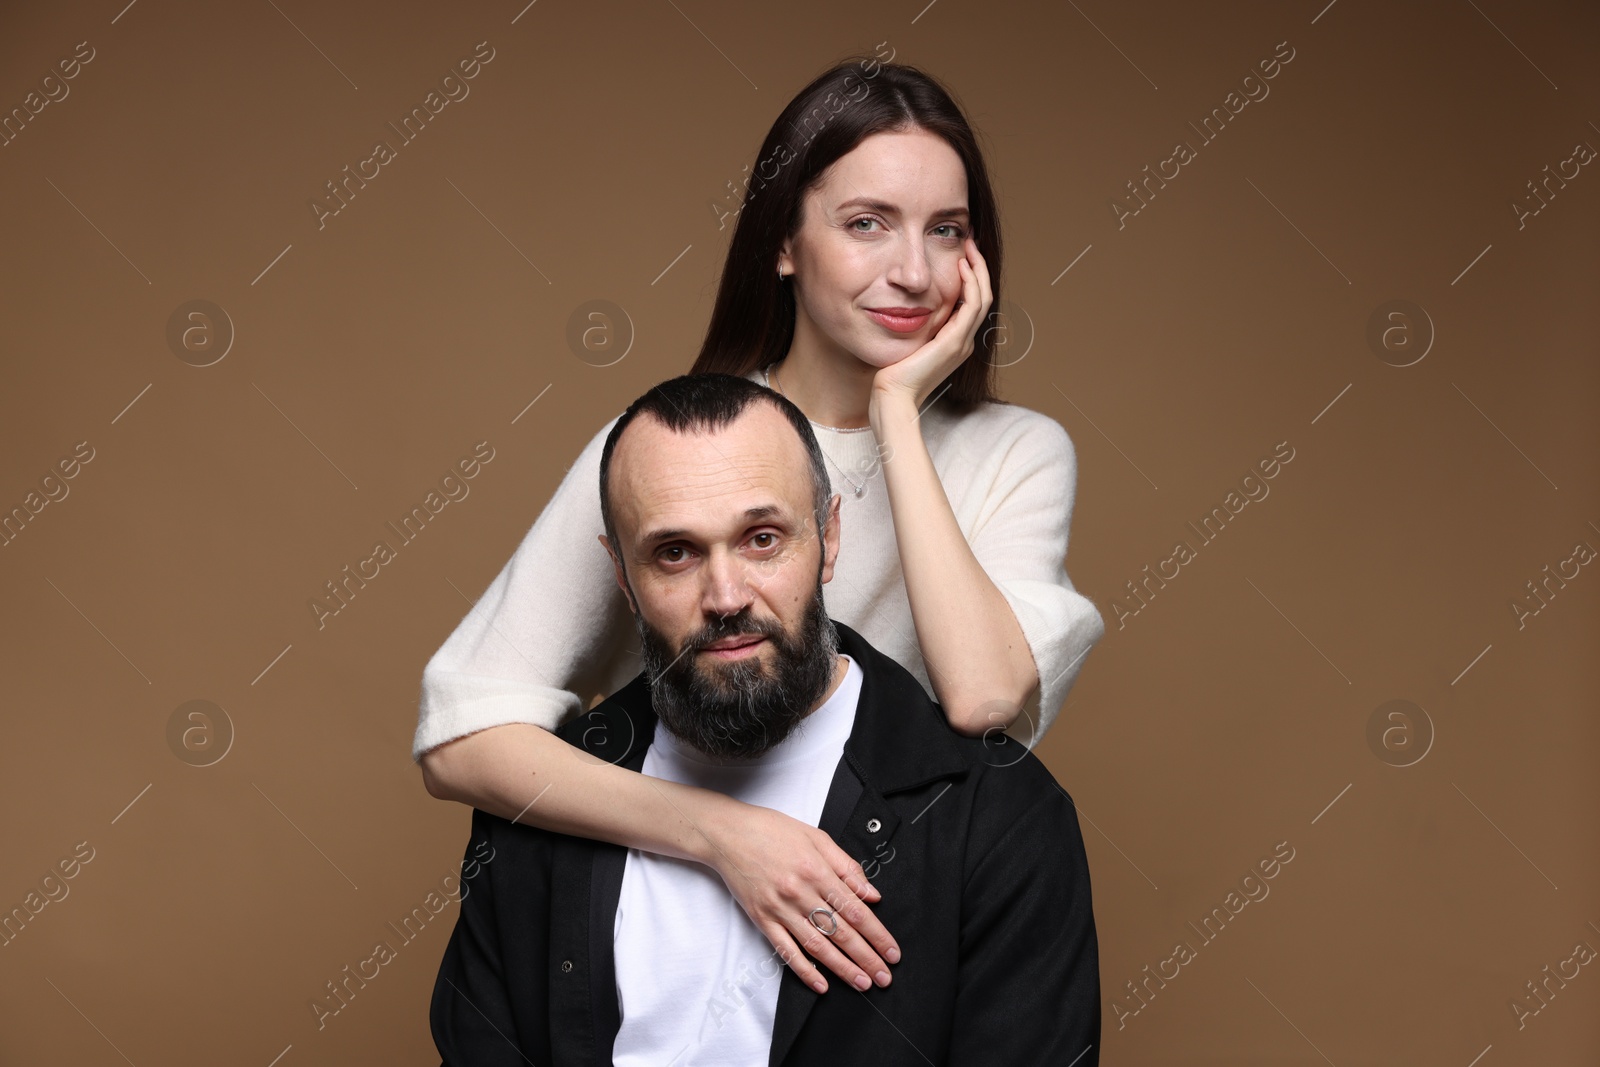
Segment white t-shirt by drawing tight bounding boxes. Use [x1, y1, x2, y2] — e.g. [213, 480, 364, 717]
[610, 654, 864, 1066]
[414, 367, 1105, 760]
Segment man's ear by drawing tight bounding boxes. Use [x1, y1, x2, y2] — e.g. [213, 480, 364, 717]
[819, 493, 842, 584]
[597, 534, 638, 614]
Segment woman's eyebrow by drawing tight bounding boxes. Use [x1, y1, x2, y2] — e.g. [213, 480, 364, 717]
[835, 196, 970, 219]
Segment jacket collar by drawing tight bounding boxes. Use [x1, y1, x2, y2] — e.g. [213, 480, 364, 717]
[830, 619, 972, 793]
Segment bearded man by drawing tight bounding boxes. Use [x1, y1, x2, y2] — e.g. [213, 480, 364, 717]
[428, 373, 1100, 1066]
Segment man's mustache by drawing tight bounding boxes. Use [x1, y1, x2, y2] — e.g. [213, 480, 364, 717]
[681, 611, 783, 656]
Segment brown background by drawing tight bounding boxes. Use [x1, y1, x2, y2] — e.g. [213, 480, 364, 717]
[1, 1, 1596, 1064]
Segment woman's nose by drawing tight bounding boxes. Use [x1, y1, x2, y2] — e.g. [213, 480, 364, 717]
[887, 234, 931, 290]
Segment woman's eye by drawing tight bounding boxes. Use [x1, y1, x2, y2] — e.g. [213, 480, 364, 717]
[850, 216, 883, 233]
[933, 223, 966, 240]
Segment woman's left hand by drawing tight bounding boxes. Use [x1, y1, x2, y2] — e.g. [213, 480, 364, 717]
[870, 236, 994, 412]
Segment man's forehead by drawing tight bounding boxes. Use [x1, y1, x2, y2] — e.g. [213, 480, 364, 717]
[613, 405, 812, 538]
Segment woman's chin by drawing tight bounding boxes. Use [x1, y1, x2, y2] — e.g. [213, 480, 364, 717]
[848, 337, 922, 370]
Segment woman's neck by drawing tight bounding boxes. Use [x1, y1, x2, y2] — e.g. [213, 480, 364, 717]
[771, 314, 878, 430]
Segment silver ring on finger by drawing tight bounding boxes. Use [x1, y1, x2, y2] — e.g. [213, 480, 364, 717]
[808, 906, 838, 937]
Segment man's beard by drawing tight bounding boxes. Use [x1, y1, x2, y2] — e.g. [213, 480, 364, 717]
[634, 576, 839, 760]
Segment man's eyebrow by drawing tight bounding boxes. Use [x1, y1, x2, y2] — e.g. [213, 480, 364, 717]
[638, 505, 791, 549]
[834, 196, 970, 219]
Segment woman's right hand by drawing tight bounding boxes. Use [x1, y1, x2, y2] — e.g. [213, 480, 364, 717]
[706, 802, 901, 994]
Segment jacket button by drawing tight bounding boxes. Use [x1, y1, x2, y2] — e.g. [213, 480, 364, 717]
[561, 960, 574, 973]
[866, 818, 882, 833]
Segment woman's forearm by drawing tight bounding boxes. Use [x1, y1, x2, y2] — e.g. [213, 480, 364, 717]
[423, 717, 900, 993]
[869, 389, 1039, 736]
[420, 721, 743, 865]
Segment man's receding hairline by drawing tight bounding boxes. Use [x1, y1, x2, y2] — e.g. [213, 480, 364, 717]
[609, 393, 811, 483]
[606, 394, 818, 538]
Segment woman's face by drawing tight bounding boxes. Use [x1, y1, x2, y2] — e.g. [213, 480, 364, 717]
[779, 127, 971, 369]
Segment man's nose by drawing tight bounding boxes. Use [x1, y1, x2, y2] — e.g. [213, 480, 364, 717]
[701, 547, 755, 617]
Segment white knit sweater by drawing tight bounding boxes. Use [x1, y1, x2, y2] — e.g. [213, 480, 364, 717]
[413, 369, 1105, 761]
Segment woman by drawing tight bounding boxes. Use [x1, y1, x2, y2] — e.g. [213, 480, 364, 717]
[417, 57, 1105, 998]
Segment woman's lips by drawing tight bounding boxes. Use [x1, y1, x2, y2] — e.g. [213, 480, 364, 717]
[865, 308, 932, 333]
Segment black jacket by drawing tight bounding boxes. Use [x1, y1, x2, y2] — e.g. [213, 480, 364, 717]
[430, 620, 1100, 1066]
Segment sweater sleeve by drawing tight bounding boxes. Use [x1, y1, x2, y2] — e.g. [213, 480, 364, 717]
[966, 411, 1105, 744]
[413, 416, 633, 761]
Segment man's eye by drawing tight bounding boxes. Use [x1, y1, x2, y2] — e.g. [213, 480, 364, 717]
[659, 546, 687, 563]
[751, 533, 777, 549]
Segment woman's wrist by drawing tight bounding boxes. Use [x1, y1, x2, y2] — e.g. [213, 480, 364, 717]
[653, 777, 748, 869]
[867, 384, 922, 439]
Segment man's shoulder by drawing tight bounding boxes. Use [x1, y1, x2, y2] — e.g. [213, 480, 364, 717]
[919, 725, 1085, 890]
[946, 729, 1078, 823]
[953, 729, 1081, 825]
[837, 622, 1075, 817]
[552, 670, 656, 764]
